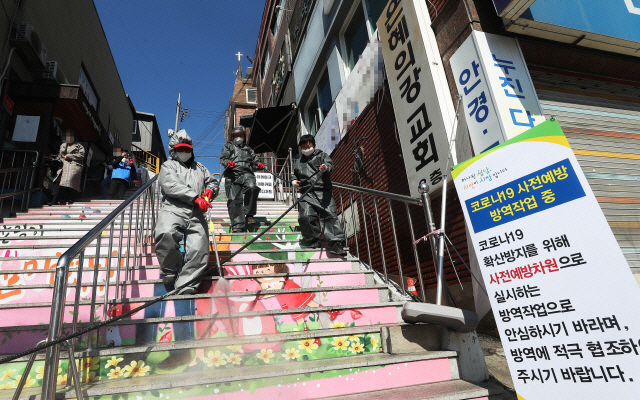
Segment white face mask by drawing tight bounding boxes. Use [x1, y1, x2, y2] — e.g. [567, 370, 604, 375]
[301, 147, 314, 157]
[176, 152, 191, 162]
[233, 137, 244, 146]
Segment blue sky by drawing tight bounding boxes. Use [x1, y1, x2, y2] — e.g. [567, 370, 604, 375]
[94, 0, 265, 174]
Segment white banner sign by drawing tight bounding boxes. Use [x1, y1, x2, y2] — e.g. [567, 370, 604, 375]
[378, 0, 457, 197]
[450, 31, 545, 155]
[12, 115, 40, 142]
[255, 172, 275, 200]
[453, 120, 640, 399]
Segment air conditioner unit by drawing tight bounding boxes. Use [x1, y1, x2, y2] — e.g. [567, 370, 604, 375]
[43, 61, 67, 84]
[9, 22, 47, 69]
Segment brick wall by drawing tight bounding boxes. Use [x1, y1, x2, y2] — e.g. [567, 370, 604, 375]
[329, 83, 471, 291]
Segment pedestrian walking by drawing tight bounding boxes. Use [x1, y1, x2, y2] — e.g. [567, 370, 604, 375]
[219, 126, 265, 232]
[49, 129, 84, 205]
[108, 150, 136, 200]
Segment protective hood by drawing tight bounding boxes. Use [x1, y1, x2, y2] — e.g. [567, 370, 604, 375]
[168, 129, 194, 161]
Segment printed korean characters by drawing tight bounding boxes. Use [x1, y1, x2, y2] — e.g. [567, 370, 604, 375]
[377, 0, 456, 196]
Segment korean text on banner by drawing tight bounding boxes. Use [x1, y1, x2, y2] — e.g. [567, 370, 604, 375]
[255, 172, 274, 200]
[453, 120, 640, 400]
[450, 31, 544, 155]
[377, 0, 456, 197]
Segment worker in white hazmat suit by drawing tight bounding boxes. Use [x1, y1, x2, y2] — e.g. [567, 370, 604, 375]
[154, 129, 219, 294]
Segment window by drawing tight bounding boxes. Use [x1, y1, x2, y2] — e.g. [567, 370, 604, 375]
[261, 49, 270, 81]
[343, 3, 368, 70]
[307, 96, 320, 136]
[317, 69, 332, 120]
[364, 0, 386, 34]
[273, 0, 286, 35]
[246, 89, 257, 103]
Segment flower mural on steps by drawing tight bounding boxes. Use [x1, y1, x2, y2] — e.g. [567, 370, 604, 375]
[2, 369, 15, 380]
[227, 344, 243, 353]
[0, 382, 16, 390]
[226, 353, 242, 365]
[256, 348, 275, 363]
[203, 351, 227, 367]
[13, 374, 35, 388]
[105, 356, 124, 368]
[56, 374, 67, 386]
[298, 338, 319, 353]
[331, 337, 349, 351]
[349, 342, 365, 354]
[123, 360, 150, 378]
[282, 348, 300, 360]
[107, 367, 124, 379]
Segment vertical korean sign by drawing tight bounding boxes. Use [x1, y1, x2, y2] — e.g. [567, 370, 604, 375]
[450, 31, 545, 155]
[453, 120, 640, 399]
[378, 0, 456, 197]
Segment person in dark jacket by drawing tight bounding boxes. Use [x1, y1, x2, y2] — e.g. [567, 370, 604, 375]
[292, 134, 346, 256]
[108, 150, 136, 200]
[219, 126, 265, 232]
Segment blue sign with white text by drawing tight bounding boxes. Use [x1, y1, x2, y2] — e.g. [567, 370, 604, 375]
[465, 158, 586, 233]
[521, 0, 640, 44]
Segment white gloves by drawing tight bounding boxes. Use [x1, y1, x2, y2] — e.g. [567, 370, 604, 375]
[292, 180, 300, 188]
[122, 157, 128, 164]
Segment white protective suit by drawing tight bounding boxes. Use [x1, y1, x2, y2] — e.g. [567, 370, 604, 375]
[154, 129, 219, 292]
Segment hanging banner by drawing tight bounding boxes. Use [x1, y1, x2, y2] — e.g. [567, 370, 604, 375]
[378, 0, 457, 197]
[255, 172, 275, 200]
[453, 120, 640, 399]
[450, 31, 545, 155]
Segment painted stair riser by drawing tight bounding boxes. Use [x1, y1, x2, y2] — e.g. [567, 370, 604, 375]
[0, 245, 350, 262]
[0, 357, 454, 399]
[0, 272, 373, 305]
[0, 332, 385, 390]
[0, 286, 386, 328]
[0, 303, 399, 355]
[1, 258, 356, 292]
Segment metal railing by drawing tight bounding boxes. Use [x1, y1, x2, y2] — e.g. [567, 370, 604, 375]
[131, 143, 161, 174]
[39, 175, 161, 399]
[271, 150, 295, 204]
[330, 182, 444, 304]
[0, 150, 39, 216]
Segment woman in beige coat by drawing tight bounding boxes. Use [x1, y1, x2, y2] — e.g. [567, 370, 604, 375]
[50, 129, 84, 205]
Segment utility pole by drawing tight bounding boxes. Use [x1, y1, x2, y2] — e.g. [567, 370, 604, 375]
[174, 92, 181, 132]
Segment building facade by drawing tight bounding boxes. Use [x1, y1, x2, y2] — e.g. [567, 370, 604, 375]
[0, 0, 135, 202]
[224, 59, 258, 143]
[253, 0, 640, 313]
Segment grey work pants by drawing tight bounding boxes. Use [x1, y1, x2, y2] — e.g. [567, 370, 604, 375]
[154, 208, 210, 291]
[225, 174, 260, 229]
[298, 190, 346, 244]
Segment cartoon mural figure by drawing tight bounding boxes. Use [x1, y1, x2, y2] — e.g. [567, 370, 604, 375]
[252, 263, 320, 326]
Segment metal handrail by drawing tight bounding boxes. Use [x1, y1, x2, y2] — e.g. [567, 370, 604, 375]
[0, 150, 39, 216]
[40, 175, 159, 399]
[333, 182, 422, 206]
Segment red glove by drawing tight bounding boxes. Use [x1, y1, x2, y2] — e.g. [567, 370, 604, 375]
[194, 197, 212, 212]
[318, 164, 327, 171]
[203, 189, 214, 202]
[227, 160, 236, 168]
[257, 162, 265, 170]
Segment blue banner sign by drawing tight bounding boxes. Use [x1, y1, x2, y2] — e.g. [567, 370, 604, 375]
[465, 158, 586, 233]
[521, 0, 640, 44]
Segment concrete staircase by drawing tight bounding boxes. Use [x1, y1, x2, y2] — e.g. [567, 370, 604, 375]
[0, 198, 500, 399]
